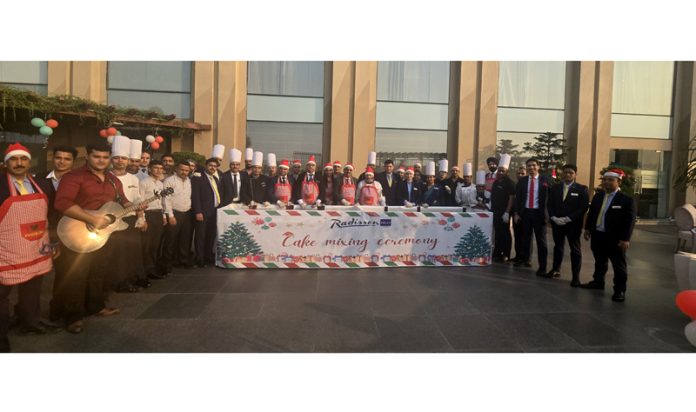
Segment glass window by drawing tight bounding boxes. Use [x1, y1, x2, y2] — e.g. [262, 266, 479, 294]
[248, 61, 324, 97]
[375, 128, 447, 167]
[609, 149, 671, 219]
[107, 61, 192, 119]
[377, 61, 449, 103]
[611, 61, 674, 139]
[0, 61, 48, 95]
[247, 121, 323, 165]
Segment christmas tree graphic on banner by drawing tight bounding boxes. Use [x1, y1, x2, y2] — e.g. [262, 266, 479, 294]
[454, 224, 491, 265]
[218, 222, 263, 261]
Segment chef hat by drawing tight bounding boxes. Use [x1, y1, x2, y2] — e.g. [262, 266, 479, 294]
[367, 151, 377, 165]
[267, 153, 277, 167]
[129, 139, 143, 159]
[425, 161, 436, 176]
[438, 159, 448, 172]
[462, 162, 473, 176]
[499, 154, 512, 169]
[229, 148, 242, 163]
[476, 170, 487, 185]
[111, 136, 130, 158]
[252, 151, 263, 167]
[245, 148, 254, 161]
[212, 144, 225, 160]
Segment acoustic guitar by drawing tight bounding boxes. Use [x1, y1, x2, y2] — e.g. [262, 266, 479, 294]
[57, 187, 174, 253]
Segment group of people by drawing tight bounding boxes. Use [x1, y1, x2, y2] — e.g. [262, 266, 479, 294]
[0, 138, 636, 353]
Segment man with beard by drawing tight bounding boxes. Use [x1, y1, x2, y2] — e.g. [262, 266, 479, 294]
[335, 164, 358, 206]
[332, 160, 342, 176]
[161, 160, 194, 275]
[241, 151, 272, 207]
[191, 158, 222, 267]
[288, 159, 302, 186]
[442, 163, 463, 206]
[242, 148, 253, 176]
[161, 153, 175, 179]
[266, 153, 277, 178]
[484, 156, 499, 201]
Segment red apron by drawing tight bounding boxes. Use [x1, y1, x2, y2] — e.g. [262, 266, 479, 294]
[359, 184, 379, 206]
[0, 175, 52, 286]
[341, 179, 356, 205]
[274, 178, 292, 203]
[301, 178, 319, 204]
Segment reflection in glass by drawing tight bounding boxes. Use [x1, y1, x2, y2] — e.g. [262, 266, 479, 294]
[377, 61, 449, 104]
[248, 62, 324, 97]
[0, 61, 48, 96]
[247, 121, 323, 166]
[609, 149, 671, 219]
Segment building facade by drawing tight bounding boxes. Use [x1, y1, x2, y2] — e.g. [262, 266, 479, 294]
[1, 61, 693, 218]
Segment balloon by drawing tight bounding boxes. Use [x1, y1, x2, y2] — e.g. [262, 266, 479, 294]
[99, 129, 108, 138]
[45, 119, 59, 128]
[676, 290, 696, 320]
[31, 118, 45, 128]
[115, 130, 122, 136]
[155, 135, 164, 144]
[685, 321, 696, 347]
[150, 142, 160, 150]
[145, 135, 155, 143]
[39, 126, 54, 136]
[107, 127, 118, 136]
[107, 136, 115, 145]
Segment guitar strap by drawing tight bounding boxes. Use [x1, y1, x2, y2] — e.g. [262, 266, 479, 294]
[105, 174, 122, 204]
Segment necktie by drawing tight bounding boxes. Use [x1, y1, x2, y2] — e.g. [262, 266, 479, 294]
[308, 174, 313, 182]
[232, 174, 238, 197]
[15, 179, 29, 195]
[282, 177, 286, 184]
[528, 176, 535, 208]
[563, 184, 569, 201]
[596, 193, 610, 228]
[209, 175, 220, 205]
[387, 174, 392, 187]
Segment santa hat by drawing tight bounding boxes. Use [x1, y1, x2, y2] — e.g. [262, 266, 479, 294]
[425, 161, 436, 176]
[499, 154, 512, 169]
[252, 151, 263, 167]
[397, 165, 405, 172]
[4, 143, 31, 162]
[212, 144, 225, 160]
[406, 166, 414, 174]
[364, 167, 375, 176]
[462, 162, 473, 176]
[129, 139, 143, 159]
[323, 162, 332, 170]
[476, 170, 487, 185]
[367, 151, 377, 165]
[306, 155, 316, 165]
[267, 153, 277, 167]
[229, 148, 242, 163]
[278, 159, 290, 169]
[603, 168, 625, 179]
[333, 160, 342, 168]
[344, 163, 354, 171]
[438, 159, 449, 172]
[292, 159, 302, 166]
[111, 136, 130, 158]
[245, 148, 254, 161]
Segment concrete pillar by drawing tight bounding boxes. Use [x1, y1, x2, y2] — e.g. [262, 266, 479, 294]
[47, 61, 71, 96]
[71, 61, 107, 103]
[589, 61, 614, 188]
[671, 61, 696, 208]
[476, 61, 499, 170]
[193, 61, 215, 156]
[352, 61, 378, 171]
[456, 61, 480, 168]
[564, 61, 598, 187]
[217, 61, 248, 155]
[328, 61, 354, 165]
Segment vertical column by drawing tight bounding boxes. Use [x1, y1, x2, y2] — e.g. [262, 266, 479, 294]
[47, 61, 71, 96]
[193, 61, 215, 156]
[476, 61, 499, 170]
[589, 61, 614, 188]
[217, 61, 248, 154]
[71, 61, 107, 103]
[671, 61, 696, 207]
[564, 61, 598, 186]
[456, 61, 480, 168]
[329, 61, 355, 165]
[351, 61, 378, 171]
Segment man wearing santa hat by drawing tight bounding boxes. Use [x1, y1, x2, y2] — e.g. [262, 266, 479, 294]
[356, 167, 385, 206]
[395, 164, 406, 181]
[581, 168, 636, 302]
[240, 151, 273, 207]
[358, 151, 377, 182]
[455, 162, 477, 210]
[270, 159, 293, 208]
[1, 143, 58, 351]
[334, 164, 358, 206]
[375, 159, 400, 206]
[220, 148, 247, 207]
[292, 155, 321, 208]
[288, 159, 302, 186]
[266, 153, 277, 178]
[396, 167, 423, 207]
[490, 154, 516, 262]
[332, 160, 342, 176]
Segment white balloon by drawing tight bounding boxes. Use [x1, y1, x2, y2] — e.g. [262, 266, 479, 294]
[145, 135, 155, 143]
[107, 136, 115, 145]
[685, 321, 696, 347]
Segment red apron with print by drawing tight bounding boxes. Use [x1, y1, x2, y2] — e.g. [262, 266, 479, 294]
[359, 184, 379, 206]
[274, 179, 292, 203]
[301, 179, 319, 204]
[0, 175, 52, 286]
[341, 179, 356, 205]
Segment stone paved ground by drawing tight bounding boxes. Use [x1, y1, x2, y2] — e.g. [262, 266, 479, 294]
[6, 224, 696, 352]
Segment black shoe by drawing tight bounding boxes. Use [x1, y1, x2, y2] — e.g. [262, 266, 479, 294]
[116, 283, 139, 293]
[611, 291, 626, 302]
[17, 325, 47, 335]
[536, 269, 549, 277]
[135, 279, 152, 288]
[147, 272, 166, 280]
[492, 256, 506, 263]
[580, 280, 605, 290]
[513, 260, 531, 267]
[570, 279, 581, 287]
[195, 262, 207, 268]
[544, 270, 561, 279]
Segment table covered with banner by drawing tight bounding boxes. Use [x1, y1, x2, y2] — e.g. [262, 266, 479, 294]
[216, 205, 493, 269]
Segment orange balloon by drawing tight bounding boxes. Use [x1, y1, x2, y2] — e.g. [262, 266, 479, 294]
[155, 135, 164, 144]
[45, 119, 59, 128]
[107, 127, 118, 136]
[676, 290, 696, 320]
[151, 142, 160, 150]
[99, 129, 108, 138]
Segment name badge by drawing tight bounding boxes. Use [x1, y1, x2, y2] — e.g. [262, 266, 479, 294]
[570, 192, 579, 197]
[611, 205, 622, 209]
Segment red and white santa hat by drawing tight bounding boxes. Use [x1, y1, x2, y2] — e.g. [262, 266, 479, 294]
[278, 159, 290, 169]
[4, 142, 31, 162]
[292, 159, 302, 166]
[344, 163, 354, 171]
[603, 168, 625, 179]
[306, 155, 316, 165]
[333, 160, 342, 168]
[397, 164, 405, 172]
[406, 166, 414, 174]
[364, 167, 374, 176]
[323, 162, 332, 170]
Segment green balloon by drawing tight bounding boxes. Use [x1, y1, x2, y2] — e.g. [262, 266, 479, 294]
[116, 131, 122, 136]
[39, 126, 54, 136]
[31, 117, 45, 128]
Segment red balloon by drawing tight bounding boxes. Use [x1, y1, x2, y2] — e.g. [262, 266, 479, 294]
[155, 135, 164, 144]
[99, 129, 108, 138]
[107, 127, 118, 136]
[45, 119, 59, 128]
[151, 142, 160, 150]
[676, 290, 696, 320]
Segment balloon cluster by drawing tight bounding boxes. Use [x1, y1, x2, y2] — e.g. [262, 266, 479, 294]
[676, 290, 696, 347]
[99, 127, 122, 144]
[31, 117, 59, 136]
[145, 134, 165, 150]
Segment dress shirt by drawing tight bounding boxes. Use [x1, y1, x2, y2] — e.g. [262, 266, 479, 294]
[595, 189, 619, 232]
[11, 176, 35, 195]
[135, 168, 149, 181]
[563, 182, 573, 201]
[46, 170, 61, 190]
[207, 173, 221, 207]
[139, 175, 165, 211]
[526, 175, 540, 209]
[162, 174, 192, 216]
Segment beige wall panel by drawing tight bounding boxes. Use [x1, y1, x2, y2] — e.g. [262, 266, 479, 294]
[217, 61, 248, 156]
[71, 61, 106, 103]
[352, 61, 377, 171]
[574, 61, 597, 186]
[457, 61, 479, 167]
[609, 138, 672, 151]
[47, 61, 71, 96]
[590, 61, 613, 187]
[329, 61, 354, 164]
[477, 61, 499, 170]
[193, 61, 215, 156]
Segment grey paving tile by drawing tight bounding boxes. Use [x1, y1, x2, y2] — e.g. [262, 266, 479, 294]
[486, 314, 584, 350]
[198, 293, 264, 319]
[412, 291, 480, 316]
[191, 318, 270, 352]
[107, 293, 165, 319]
[243, 317, 317, 352]
[433, 315, 521, 351]
[317, 272, 370, 294]
[137, 293, 215, 319]
[172, 275, 230, 293]
[539, 313, 638, 347]
[314, 293, 374, 317]
[108, 319, 202, 352]
[257, 293, 319, 318]
[372, 316, 452, 352]
[369, 291, 427, 316]
[312, 315, 380, 352]
[10, 318, 133, 353]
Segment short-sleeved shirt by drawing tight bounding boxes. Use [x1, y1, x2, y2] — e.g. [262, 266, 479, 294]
[490, 176, 515, 214]
[54, 165, 128, 212]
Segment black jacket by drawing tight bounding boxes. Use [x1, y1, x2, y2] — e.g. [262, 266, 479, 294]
[375, 172, 401, 206]
[219, 170, 248, 207]
[191, 173, 222, 216]
[292, 171, 320, 204]
[240, 174, 273, 205]
[585, 190, 636, 241]
[547, 181, 589, 227]
[515, 175, 551, 214]
[395, 180, 424, 206]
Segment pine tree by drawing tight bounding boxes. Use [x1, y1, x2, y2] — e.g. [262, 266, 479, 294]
[218, 222, 263, 259]
[454, 225, 491, 259]
[522, 132, 570, 175]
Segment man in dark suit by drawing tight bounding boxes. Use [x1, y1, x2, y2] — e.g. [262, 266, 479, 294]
[513, 158, 550, 276]
[546, 164, 589, 285]
[375, 159, 400, 206]
[581, 169, 636, 302]
[395, 167, 423, 206]
[191, 158, 222, 267]
[219, 148, 247, 207]
[240, 152, 273, 206]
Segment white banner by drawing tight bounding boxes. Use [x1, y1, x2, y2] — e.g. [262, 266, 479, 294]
[216, 206, 493, 269]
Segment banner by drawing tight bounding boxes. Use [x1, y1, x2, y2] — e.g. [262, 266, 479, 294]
[216, 206, 493, 269]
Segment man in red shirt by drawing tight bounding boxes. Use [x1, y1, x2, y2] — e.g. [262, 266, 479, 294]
[51, 142, 135, 334]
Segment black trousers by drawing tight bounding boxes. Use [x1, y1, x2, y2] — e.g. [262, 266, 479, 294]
[161, 210, 194, 272]
[142, 210, 165, 276]
[492, 212, 512, 259]
[551, 222, 583, 279]
[521, 208, 548, 271]
[194, 212, 217, 265]
[0, 275, 44, 342]
[50, 242, 112, 325]
[106, 215, 146, 289]
[590, 231, 628, 292]
[513, 219, 524, 259]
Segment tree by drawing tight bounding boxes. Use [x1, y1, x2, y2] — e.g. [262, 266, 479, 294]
[496, 138, 525, 171]
[522, 132, 569, 175]
[454, 225, 491, 259]
[218, 222, 263, 259]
